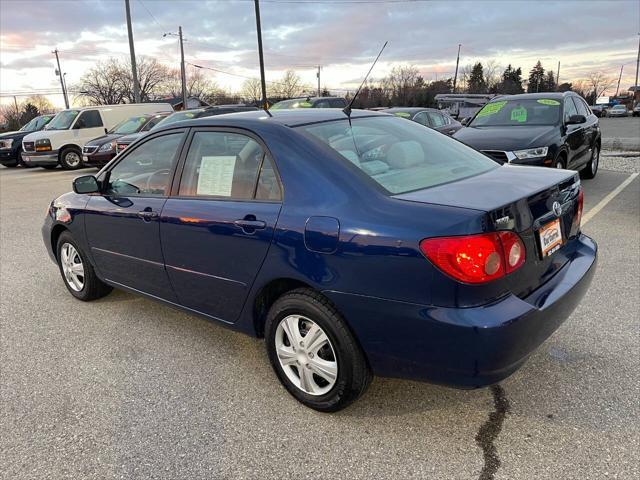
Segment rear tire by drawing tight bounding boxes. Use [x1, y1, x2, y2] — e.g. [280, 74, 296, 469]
[265, 288, 371, 412]
[56, 231, 113, 301]
[59, 147, 82, 170]
[581, 145, 599, 179]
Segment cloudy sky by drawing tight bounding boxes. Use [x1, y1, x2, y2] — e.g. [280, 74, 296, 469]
[1, 0, 638, 108]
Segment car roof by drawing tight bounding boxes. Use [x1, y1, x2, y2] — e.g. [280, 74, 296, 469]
[383, 107, 440, 114]
[176, 108, 388, 128]
[491, 92, 577, 102]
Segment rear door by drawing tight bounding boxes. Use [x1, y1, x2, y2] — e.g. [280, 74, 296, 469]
[160, 129, 282, 323]
[85, 129, 187, 300]
[72, 109, 106, 147]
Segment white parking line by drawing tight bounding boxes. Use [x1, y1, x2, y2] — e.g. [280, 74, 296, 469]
[582, 172, 639, 225]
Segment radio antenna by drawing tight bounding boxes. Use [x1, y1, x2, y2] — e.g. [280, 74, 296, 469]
[343, 41, 388, 119]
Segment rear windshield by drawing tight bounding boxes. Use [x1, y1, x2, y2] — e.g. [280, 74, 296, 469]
[151, 109, 204, 130]
[297, 116, 497, 194]
[470, 99, 561, 127]
[271, 99, 313, 110]
[110, 116, 149, 134]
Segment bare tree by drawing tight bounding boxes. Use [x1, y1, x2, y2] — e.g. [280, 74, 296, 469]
[121, 57, 169, 102]
[166, 67, 215, 100]
[271, 70, 308, 98]
[587, 72, 616, 99]
[24, 95, 55, 114]
[383, 65, 422, 105]
[0, 103, 22, 130]
[74, 58, 127, 105]
[241, 78, 263, 103]
[483, 60, 501, 92]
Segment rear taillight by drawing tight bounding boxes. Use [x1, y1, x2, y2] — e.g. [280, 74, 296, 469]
[573, 188, 584, 230]
[420, 231, 526, 284]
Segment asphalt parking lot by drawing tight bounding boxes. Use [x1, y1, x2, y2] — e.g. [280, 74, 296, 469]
[1, 161, 638, 479]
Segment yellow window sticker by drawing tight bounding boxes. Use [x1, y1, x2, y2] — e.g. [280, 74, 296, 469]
[185, 112, 195, 118]
[537, 99, 560, 106]
[297, 102, 312, 108]
[476, 101, 507, 118]
[510, 106, 527, 123]
[394, 112, 411, 118]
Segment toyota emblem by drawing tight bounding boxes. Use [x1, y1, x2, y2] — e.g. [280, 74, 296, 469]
[552, 201, 562, 217]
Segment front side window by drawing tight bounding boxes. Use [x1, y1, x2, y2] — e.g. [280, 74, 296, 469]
[413, 112, 429, 126]
[564, 98, 578, 122]
[47, 110, 79, 130]
[573, 98, 590, 117]
[299, 116, 497, 194]
[178, 131, 280, 200]
[106, 132, 183, 197]
[74, 110, 103, 129]
[471, 99, 561, 127]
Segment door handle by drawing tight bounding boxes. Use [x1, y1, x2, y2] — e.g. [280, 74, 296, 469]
[137, 209, 158, 221]
[234, 218, 267, 232]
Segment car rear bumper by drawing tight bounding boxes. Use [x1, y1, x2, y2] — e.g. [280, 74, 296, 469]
[325, 233, 597, 388]
[22, 150, 59, 166]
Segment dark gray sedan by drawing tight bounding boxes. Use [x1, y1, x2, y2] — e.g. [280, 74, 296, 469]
[382, 107, 463, 135]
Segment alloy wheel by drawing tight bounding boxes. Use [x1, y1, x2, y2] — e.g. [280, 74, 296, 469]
[591, 146, 599, 175]
[60, 243, 85, 291]
[275, 315, 338, 396]
[65, 151, 81, 168]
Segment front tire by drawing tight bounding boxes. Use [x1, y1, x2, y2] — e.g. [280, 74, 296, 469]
[265, 288, 371, 412]
[581, 145, 599, 179]
[59, 147, 82, 170]
[56, 231, 113, 301]
[554, 156, 566, 169]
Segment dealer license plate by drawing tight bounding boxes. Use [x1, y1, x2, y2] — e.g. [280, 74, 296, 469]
[538, 218, 563, 257]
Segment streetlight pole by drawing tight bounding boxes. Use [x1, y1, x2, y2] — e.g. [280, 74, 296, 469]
[317, 65, 321, 97]
[52, 49, 69, 108]
[179, 27, 187, 109]
[615, 64, 624, 97]
[254, 0, 269, 111]
[452, 44, 461, 94]
[124, 0, 141, 103]
[634, 34, 640, 107]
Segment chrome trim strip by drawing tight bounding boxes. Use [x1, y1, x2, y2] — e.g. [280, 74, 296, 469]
[166, 264, 246, 286]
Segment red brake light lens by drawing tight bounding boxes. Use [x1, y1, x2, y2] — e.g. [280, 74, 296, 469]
[420, 232, 526, 284]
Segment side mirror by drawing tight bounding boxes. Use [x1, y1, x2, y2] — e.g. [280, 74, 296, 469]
[460, 117, 470, 126]
[566, 114, 586, 125]
[73, 175, 100, 194]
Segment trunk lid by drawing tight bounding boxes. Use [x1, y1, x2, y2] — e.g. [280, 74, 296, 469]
[395, 164, 582, 302]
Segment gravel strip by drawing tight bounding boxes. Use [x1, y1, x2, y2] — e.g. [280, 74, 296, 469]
[600, 151, 640, 174]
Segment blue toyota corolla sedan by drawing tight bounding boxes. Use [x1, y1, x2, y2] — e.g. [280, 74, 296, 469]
[42, 109, 597, 411]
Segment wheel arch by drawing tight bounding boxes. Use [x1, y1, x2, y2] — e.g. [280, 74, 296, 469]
[252, 277, 314, 337]
[50, 223, 69, 260]
[58, 144, 82, 160]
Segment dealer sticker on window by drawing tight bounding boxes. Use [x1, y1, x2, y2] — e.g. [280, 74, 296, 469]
[538, 218, 563, 257]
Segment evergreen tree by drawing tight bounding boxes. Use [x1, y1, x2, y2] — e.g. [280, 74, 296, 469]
[544, 70, 556, 92]
[467, 62, 486, 93]
[498, 64, 524, 94]
[527, 61, 545, 93]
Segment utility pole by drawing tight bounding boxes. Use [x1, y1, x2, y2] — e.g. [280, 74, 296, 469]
[452, 44, 461, 93]
[13, 96, 21, 127]
[317, 65, 321, 97]
[254, 0, 268, 110]
[52, 49, 69, 108]
[556, 61, 561, 90]
[634, 33, 640, 107]
[615, 64, 624, 97]
[124, 0, 141, 103]
[179, 26, 187, 109]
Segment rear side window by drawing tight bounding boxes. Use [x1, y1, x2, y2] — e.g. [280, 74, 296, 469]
[329, 98, 347, 108]
[427, 112, 446, 128]
[75, 110, 103, 129]
[299, 116, 497, 194]
[413, 112, 430, 126]
[178, 131, 281, 200]
[573, 98, 590, 117]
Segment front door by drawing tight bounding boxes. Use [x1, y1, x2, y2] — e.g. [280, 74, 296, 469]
[85, 130, 186, 300]
[160, 129, 283, 323]
[563, 97, 586, 168]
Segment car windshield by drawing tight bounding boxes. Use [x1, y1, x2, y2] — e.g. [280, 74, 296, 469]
[470, 99, 561, 127]
[150, 110, 203, 130]
[611, 105, 626, 110]
[47, 110, 79, 130]
[271, 99, 313, 110]
[110, 116, 149, 134]
[297, 116, 497, 195]
[19, 115, 53, 132]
